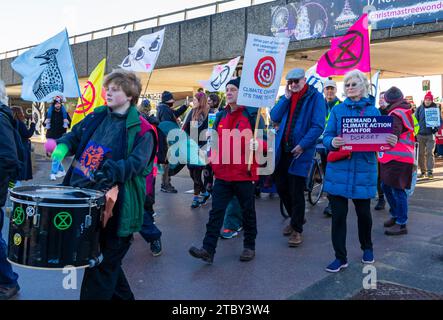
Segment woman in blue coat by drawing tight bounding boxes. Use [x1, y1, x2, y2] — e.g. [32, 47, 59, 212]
[322, 70, 398, 273]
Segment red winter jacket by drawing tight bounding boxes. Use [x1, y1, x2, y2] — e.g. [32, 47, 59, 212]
[210, 105, 267, 182]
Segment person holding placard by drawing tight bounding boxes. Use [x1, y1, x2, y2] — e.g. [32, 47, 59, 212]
[188, 78, 266, 264]
[378, 87, 414, 236]
[271, 68, 325, 248]
[322, 70, 398, 273]
[415, 91, 442, 179]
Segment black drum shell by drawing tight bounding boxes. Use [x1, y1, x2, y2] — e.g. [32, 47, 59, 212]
[8, 185, 104, 269]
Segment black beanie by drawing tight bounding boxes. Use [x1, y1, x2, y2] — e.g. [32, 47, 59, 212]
[226, 77, 241, 89]
[384, 86, 404, 105]
[161, 91, 174, 103]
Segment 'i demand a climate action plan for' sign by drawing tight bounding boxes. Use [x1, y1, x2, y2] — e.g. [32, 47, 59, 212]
[341, 116, 393, 152]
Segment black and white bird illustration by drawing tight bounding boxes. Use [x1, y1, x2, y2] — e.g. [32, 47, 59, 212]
[33, 49, 64, 100]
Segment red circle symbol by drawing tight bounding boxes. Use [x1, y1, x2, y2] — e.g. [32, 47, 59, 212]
[254, 56, 276, 88]
[75, 81, 96, 114]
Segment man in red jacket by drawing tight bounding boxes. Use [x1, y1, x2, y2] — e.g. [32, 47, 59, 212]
[188, 78, 266, 264]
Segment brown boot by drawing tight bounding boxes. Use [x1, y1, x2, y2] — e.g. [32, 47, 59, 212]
[288, 231, 303, 247]
[283, 224, 294, 236]
[385, 224, 408, 236]
[383, 218, 396, 228]
[239, 248, 255, 262]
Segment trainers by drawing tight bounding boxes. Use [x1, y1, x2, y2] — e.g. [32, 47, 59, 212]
[199, 192, 211, 206]
[374, 198, 386, 210]
[55, 170, 66, 178]
[0, 284, 20, 300]
[288, 231, 303, 247]
[189, 246, 213, 264]
[220, 229, 238, 239]
[323, 203, 332, 217]
[50, 174, 57, 181]
[325, 259, 348, 273]
[239, 248, 255, 262]
[362, 249, 375, 264]
[161, 184, 178, 193]
[150, 239, 162, 257]
[385, 224, 408, 236]
[191, 198, 201, 209]
[417, 172, 425, 179]
[282, 224, 294, 236]
[236, 226, 243, 232]
[428, 173, 434, 179]
[383, 218, 396, 228]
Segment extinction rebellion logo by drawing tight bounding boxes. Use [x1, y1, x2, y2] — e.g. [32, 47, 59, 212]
[254, 56, 276, 88]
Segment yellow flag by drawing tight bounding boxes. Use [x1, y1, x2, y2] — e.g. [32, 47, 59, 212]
[71, 58, 106, 128]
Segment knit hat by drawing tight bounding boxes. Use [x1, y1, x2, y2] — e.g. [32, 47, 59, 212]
[424, 91, 434, 101]
[226, 77, 241, 89]
[141, 99, 151, 108]
[161, 91, 174, 103]
[384, 86, 404, 105]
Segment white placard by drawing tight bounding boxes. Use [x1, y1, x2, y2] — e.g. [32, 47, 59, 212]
[237, 34, 289, 108]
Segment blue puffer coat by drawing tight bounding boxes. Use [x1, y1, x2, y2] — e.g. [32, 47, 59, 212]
[323, 97, 380, 199]
[270, 85, 325, 178]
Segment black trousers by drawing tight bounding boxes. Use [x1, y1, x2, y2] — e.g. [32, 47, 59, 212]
[329, 195, 373, 262]
[202, 179, 257, 255]
[189, 167, 205, 195]
[377, 163, 384, 199]
[80, 229, 134, 300]
[274, 151, 306, 233]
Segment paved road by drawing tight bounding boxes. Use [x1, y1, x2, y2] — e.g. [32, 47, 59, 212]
[4, 155, 443, 300]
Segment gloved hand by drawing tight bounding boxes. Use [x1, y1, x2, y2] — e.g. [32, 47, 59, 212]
[51, 143, 69, 162]
[386, 134, 398, 147]
[8, 180, 15, 189]
[92, 169, 114, 191]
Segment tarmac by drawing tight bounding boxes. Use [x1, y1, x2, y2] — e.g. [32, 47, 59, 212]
[3, 154, 443, 300]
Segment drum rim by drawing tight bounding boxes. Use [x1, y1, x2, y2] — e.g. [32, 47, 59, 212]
[7, 258, 90, 270]
[10, 184, 105, 202]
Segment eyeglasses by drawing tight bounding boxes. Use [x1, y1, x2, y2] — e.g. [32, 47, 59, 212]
[287, 79, 300, 85]
[345, 82, 358, 89]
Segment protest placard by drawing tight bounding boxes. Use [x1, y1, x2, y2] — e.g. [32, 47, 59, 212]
[341, 116, 393, 152]
[425, 107, 441, 128]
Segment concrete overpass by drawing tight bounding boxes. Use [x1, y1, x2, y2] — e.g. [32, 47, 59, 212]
[2, 0, 443, 99]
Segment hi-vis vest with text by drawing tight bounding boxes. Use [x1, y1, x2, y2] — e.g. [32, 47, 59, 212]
[378, 108, 415, 164]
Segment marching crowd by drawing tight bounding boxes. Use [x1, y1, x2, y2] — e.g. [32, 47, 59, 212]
[1, 65, 443, 300]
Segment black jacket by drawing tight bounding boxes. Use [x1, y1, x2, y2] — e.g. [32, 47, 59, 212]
[45, 109, 71, 139]
[16, 120, 35, 180]
[157, 103, 188, 123]
[0, 104, 19, 205]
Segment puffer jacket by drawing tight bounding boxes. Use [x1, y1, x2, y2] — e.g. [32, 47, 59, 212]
[323, 97, 380, 199]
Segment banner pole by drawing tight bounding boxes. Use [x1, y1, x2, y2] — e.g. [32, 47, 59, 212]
[142, 71, 154, 98]
[248, 108, 261, 174]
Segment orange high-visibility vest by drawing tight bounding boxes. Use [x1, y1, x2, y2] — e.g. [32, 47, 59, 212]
[378, 108, 415, 164]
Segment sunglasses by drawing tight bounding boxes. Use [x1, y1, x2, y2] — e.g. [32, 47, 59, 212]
[287, 79, 301, 85]
[345, 82, 358, 88]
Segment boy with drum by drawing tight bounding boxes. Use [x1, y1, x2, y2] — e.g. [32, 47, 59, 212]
[51, 70, 157, 300]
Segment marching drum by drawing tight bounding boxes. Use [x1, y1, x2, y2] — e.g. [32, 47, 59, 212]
[7, 185, 104, 269]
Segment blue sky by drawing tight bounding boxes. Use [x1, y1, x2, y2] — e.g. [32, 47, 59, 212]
[0, 0, 218, 52]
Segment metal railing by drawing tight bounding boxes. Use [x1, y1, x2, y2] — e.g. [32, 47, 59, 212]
[0, 0, 273, 60]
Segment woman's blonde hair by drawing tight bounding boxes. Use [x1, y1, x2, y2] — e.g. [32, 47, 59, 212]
[343, 70, 370, 98]
[192, 91, 209, 122]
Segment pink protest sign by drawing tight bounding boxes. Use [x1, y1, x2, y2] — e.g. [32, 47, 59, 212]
[340, 116, 393, 152]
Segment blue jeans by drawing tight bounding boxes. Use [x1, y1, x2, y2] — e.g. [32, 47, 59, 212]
[223, 196, 242, 231]
[381, 182, 408, 225]
[51, 159, 64, 175]
[139, 211, 162, 243]
[0, 208, 19, 287]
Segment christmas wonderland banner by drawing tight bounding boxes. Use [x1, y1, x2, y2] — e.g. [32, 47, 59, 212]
[271, 0, 443, 41]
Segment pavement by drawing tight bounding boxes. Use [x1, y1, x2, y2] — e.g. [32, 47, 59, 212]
[3, 154, 443, 300]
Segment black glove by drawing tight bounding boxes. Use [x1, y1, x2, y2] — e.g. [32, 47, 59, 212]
[92, 168, 114, 191]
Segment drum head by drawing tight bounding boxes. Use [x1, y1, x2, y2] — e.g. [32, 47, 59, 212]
[10, 185, 105, 206]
